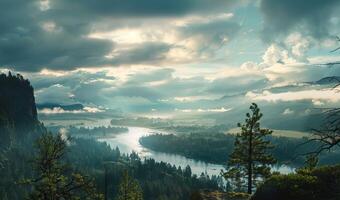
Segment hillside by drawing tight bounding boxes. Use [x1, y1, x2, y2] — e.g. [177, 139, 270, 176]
[0, 72, 38, 132]
[0, 73, 222, 200]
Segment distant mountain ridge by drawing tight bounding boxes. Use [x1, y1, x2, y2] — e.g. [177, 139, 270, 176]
[314, 76, 340, 85]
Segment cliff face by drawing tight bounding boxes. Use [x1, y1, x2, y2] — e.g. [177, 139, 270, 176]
[0, 72, 38, 133]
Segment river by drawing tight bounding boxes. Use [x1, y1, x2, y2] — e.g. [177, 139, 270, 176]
[98, 126, 294, 177]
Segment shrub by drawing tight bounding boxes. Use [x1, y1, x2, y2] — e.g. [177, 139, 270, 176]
[251, 165, 340, 200]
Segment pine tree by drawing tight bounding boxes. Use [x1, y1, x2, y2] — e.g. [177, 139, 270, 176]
[184, 165, 192, 177]
[297, 154, 319, 174]
[224, 103, 276, 194]
[116, 170, 143, 200]
[21, 132, 103, 200]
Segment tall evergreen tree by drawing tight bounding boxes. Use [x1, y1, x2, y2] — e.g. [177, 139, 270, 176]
[224, 103, 276, 194]
[116, 170, 143, 200]
[21, 132, 103, 200]
[296, 154, 319, 174]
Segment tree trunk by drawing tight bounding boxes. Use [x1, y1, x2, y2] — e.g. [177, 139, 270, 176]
[247, 127, 253, 194]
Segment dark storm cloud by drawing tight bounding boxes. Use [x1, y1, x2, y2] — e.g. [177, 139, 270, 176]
[179, 16, 241, 53]
[181, 18, 240, 38]
[31, 70, 116, 104]
[72, 81, 113, 105]
[109, 42, 171, 66]
[30, 71, 115, 90]
[260, 0, 340, 40]
[0, 31, 113, 71]
[0, 0, 113, 71]
[49, 0, 237, 18]
[106, 86, 163, 101]
[206, 76, 268, 95]
[0, 0, 238, 72]
[125, 68, 174, 84]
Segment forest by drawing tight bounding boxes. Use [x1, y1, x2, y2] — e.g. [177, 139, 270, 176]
[0, 73, 338, 199]
[0, 73, 221, 200]
[139, 132, 340, 166]
[1, 0, 340, 199]
[1, 73, 340, 200]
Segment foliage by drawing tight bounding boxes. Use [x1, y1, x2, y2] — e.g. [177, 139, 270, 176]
[224, 103, 276, 194]
[0, 72, 221, 200]
[21, 132, 103, 200]
[116, 170, 143, 200]
[0, 72, 38, 132]
[0, 133, 220, 200]
[140, 129, 340, 167]
[66, 138, 220, 200]
[304, 111, 340, 155]
[303, 155, 318, 171]
[303, 77, 340, 155]
[251, 165, 340, 200]
[140, 132, 234, 164]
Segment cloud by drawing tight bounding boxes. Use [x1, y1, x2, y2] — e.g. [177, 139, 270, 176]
[24, 64, 266, 115]
[35, 84, 75, 104]
[262, 44, 299, 66]
[260, 0, 340, 40]
[49, 0, 238, 17]
[173, 96, 217, 102]
[206, 76, 268, 95]
[239, 41, 340, 83]
[38, 106, 104, 114]
[175, 107, 232, 113]
[282, 108, 294, 115]
[284, 32, 311, 60]
[126, 68, 174, 84]
[0, 0, 240, 72]
[176, 13, 240, 58]
[0, 0, 113, 71]
[312, 100, 325, 106]
[246, 89, 340, 103]
[1, 0, 339, 125]
[89, 13, 240, 65]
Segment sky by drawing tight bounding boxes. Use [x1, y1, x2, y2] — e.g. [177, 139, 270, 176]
[0, 0, 340, 126]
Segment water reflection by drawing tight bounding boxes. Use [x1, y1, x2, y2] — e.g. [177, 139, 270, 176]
[98, 127, 294, 176]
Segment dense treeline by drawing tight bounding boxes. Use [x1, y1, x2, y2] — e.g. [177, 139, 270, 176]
[0, 73, 221, 200]
[0, 72, 38, 131]
[2, 72, 340, 200]
[140, 132, 233, 164]
[0, 128, 221, 199]
[68, 138, 220, 199]
[140, 133, 340, 166]
[252, 165, 340, 200]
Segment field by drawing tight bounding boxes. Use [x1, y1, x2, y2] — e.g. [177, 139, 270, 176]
[226, 128, 310, 139]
